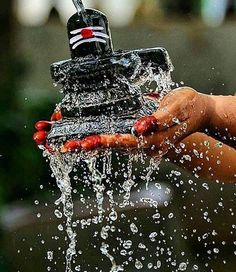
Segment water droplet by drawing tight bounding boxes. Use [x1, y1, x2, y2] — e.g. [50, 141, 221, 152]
[168, 213, 174, 219]
[156, 261, 161, 268]
[179, 262, 187, 271]
[54, 209, 63, 218]
[130, 223, 139, 234]
[215, 142, 223, 148]
[109, 210, 118, 221]
[123, 240, 132, 250]
[138, 243, 146, 249]
[172, 117, 181, 124]
[202, 183, 209, 190]
[152, 212, 161, 219]
[47, 251, 53, 261]
[135, 259, 143, 269]
[149, 232, 158, 242]
[58, 224, 64, 231]
[204, 140, 210, 147]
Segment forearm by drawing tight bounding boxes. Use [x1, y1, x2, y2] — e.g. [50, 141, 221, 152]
[168, 133, 236, 183]
[207, 95, 236, 147]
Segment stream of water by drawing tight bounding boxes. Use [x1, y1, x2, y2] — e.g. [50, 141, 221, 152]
[47, 150, 167, 272]
[42, 64, 191, 271]
[37, 56, 208, 272]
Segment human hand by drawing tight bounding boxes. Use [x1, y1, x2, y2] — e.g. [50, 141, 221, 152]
[61, 87, 211, 153]
[33, 111, 62, 152]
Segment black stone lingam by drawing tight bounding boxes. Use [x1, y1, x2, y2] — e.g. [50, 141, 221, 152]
[47, 0, 173, 145]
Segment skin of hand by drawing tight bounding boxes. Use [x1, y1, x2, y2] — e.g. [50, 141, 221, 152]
[163, 132, 236, 183]
[33, 111, 62, 151]
[206, 95, 236, 146]
[33, 87, 236, 182]
[72, 87, 236, 152]
[32, 87, 227, 152]
[63, 87, 210, 153]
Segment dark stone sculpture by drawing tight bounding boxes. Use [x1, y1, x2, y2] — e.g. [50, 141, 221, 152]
[46, 0, 173, 145]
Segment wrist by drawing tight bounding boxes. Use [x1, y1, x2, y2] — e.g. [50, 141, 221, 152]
[199, 93, 215, 133]
[201, 94, 236, 142]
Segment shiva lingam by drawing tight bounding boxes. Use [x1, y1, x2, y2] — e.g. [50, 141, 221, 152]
[33, 0, 173, 153]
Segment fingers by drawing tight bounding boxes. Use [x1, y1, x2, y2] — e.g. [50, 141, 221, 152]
[35, 121, 53, 131]
[133, 89, 194, 136]
[61, 120, 191, 154]
[61, 134, 138, 153]
[133, 108, 188, 137]
[145, 119, 192, 151]
[132, 116, 158, 136]
[51, 111, 63, 121]
[97, 134, 138, 149]
[33, 131, 53, 153]
[153, 106, 189, 131]
[61, 140, 82, 153]
[33, 121, 53, 146]
[81, 136, 102, 151]
[33, 131, 48, 145]
[33, 111, 63, 152]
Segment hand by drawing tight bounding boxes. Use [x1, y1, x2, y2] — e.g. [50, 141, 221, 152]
[33, 111, 62, 152]
[61, 87, 211, 153]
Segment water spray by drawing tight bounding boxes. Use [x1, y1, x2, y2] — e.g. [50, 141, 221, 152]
[72, 0, 90, 25]
[72, 0, 86, 15]
[32, 1, 175, 271]
[34, 0, 173, 153]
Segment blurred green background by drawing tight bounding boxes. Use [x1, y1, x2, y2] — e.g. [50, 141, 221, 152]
[0, 0, 236, 271]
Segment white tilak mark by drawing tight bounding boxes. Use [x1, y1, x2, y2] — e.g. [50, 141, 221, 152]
[70, 34, 83, 44]
[70, 26, 104, 35]
[72, 37, 106, 50]
[93, 32, 110, 39]
[70, 32, 109, 44]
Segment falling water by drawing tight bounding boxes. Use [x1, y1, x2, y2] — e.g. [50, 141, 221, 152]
[48, 152, 77, 272]
[41, 64, 195, 272]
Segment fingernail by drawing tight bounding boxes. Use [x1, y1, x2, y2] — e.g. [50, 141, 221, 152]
[133, 116, 158, 136]
[61, 140, 81, 153]
[51, 111, 62, 121]
[33, 131, 48, 145]
[35, 121, 53, 131]
[81, 136, 101, 151]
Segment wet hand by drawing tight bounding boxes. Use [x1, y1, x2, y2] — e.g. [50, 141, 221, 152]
[134, 87, 210, 136]
[62, 87, 211, 153]
[33, 111, 62, 151]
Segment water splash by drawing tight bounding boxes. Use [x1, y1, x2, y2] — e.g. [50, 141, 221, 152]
[48, 152, 77, 272]
[41, 57, 181, 271]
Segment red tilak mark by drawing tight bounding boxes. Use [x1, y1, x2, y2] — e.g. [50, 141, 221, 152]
[51, 111, 62, 122]
[33, 131, 48, 145]
[81, 28, 94, 39]
[133, 116, 158, 136]
[81, 136, 102, 151]
[62, 140, 81, 153]
[35, 121, 52, 132]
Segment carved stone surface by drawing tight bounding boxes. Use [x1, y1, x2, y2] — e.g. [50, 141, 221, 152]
[47, 3, 173, 143]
